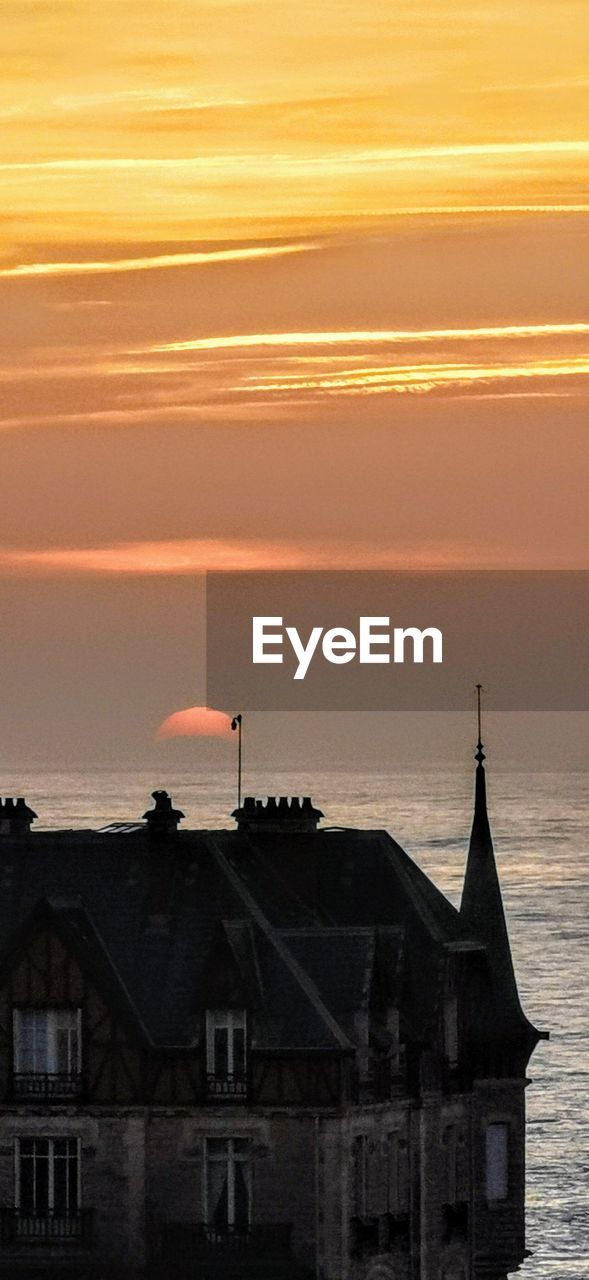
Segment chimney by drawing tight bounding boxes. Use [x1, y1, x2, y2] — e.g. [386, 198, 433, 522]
[143, 790, 184, 838]
[232, 795, 323, 834]
[0, 797, 37, 836]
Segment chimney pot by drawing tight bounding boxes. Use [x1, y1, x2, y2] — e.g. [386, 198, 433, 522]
[232, 794, 324, 834]
[142, 789, 184, 838]
[0, 795, 37, 835]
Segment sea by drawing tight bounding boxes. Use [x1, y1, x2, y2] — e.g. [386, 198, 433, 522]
[2, 764, 587, 1278]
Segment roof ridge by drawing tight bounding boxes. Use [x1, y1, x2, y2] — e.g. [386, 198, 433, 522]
[379, 834, 462, 942]
[205, 835, 354, 1052]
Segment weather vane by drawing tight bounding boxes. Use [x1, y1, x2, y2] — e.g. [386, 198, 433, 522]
[475, 683, 485, 764]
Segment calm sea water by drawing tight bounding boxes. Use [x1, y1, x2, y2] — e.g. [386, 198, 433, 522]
[3, 765, 587, 1277]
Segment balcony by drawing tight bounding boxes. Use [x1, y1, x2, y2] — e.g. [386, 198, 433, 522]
[12, 1071, 83, 1102]
[206, 1071, 247, 1101]
[0, 1207, 94, 1245]
[159, 1223, 299, 1278]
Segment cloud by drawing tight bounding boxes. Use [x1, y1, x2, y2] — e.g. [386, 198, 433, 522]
[0, 536, 580, 577]
[0, 241, 316, 279]
[244, 355, 589, 397]
[2, 318, 588, 432]
[2, 140, 589, 182]
[153, 320, 589, 354]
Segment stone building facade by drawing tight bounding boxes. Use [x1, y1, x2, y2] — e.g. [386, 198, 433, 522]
[0, 746, 546, 1278]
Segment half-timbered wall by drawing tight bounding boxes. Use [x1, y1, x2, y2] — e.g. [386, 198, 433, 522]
[0, 925, 348, 1109]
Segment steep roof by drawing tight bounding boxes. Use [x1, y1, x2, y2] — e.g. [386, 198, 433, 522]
[278, 927, 377, 1041]
[0, 782, 540, 1056]
[460, 749, 544, 1052]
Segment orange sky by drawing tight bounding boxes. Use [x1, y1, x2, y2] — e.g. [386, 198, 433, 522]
[1, 1, 588, 769]
[0, 0, 588, 574]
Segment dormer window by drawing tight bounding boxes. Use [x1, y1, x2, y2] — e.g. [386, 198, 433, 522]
[13, 1009, 82, 1100]
[206, 1009, 247, 1100]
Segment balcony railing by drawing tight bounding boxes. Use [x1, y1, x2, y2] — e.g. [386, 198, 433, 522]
[161, 1222, 292, 1260]
[206, 1071, 247, 1100]
[0, 1207, 94, 1245]
[12, 1071, 83, 1101]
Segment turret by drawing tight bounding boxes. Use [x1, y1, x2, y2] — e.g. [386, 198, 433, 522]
[460, 687, 545, 1066]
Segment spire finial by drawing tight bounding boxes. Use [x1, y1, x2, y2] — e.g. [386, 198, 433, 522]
[475, 683, 485, 764]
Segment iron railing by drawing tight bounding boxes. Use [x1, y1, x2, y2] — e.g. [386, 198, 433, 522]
[12, 1071, 83, 1101]
[206, 1071, 247, 1100]
[161, 1222, 292, 1257]
[0, 1207, 94, 1244]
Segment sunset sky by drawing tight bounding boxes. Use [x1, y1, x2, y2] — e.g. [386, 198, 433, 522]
[1, 0, 588, 767]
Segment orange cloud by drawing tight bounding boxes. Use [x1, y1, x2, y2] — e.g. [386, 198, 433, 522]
[3, 0, 589, 246]
[0, 537, 582, 576]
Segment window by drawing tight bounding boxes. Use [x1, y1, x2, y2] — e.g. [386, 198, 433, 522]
[350, 1135, 381, 1259]
[443, 1124, 459, 1203]
[485, 1122, 509, 1201]
[443, 1123, 469, 1203]
[386, 1131, 409, 1214]
[352, 1135, 368, 1215]
[16, 1137, 80, 1219]
[205, 1138, 250, 1234]
[13, 1009, 82, 1098]
[206, 1010, 246, 1099]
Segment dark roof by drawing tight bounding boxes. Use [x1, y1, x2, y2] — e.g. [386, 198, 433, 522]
[277, 927, 378, 1041]
[0, 786, 538, 1053]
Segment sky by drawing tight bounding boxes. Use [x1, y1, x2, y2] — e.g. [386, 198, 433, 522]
[0, 0, 588, 772]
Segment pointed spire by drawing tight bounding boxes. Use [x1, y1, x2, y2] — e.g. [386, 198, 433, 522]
[460, 686, 528, 1035]
[475, 681, 484, 763]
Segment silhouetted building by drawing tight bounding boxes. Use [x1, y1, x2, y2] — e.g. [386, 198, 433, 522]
[0, 746, 546, 1279]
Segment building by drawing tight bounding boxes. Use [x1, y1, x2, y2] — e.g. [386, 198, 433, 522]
[0, 741, 546, 1279]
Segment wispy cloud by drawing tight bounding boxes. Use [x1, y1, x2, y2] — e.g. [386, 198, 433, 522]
[2, 319, 588, 431]
[154, 321, 589, 354]
[244, 356, 589, 396]
[370, 205, 589, 216]
[470, 75, 589, 95]
[0, 241, 316, 279]
[0, 536, 572, 577]
[3, 140, 589, 176]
